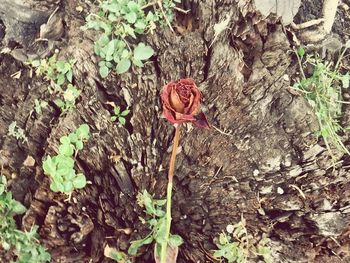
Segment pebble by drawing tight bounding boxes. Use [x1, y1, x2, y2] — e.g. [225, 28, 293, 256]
[277, 187, 284, 194]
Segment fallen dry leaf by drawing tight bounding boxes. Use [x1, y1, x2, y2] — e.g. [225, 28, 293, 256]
[253, 0, 301, 25]
[154, 245, 179, 263]
[23, 155, 35, 167]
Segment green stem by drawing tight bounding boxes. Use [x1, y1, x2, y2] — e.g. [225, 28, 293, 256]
[160, 125, 181, 263]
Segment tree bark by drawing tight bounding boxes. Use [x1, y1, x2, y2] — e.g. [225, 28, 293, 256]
[1, 0, 350, 262]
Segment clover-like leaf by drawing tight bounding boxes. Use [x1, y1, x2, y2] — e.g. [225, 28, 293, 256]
[60, 136, 70, 145]
[133, 43, 154, 61]
[72, 173, 87, 189]
[99, 65, 109, 78]
[63, 181, 74, 193]
[77, 124, 90, 139]
[125, 12, 137, 24]
[116, 58, 131, 74]
[58, 143, 74, 157]
[75, 140, 84, 150]
[43, 156, 57, 176]
[68, 133, 78, 143]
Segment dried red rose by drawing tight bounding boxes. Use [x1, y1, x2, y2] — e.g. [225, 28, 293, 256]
[161, 79, 209, 128]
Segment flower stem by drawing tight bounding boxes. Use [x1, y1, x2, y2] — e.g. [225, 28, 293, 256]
[160, 125, 181, 263]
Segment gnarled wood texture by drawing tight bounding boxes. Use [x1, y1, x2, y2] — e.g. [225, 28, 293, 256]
[1, 0, 350, 262]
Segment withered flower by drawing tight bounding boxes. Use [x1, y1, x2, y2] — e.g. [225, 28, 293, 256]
[161, 79, 209, 128]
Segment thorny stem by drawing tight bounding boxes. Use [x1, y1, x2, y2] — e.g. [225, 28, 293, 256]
[160, 125, 181, 263]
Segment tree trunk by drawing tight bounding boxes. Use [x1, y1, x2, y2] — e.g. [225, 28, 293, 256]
[1, 0, 350, 262]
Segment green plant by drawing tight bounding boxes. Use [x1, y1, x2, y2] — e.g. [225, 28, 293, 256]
[104, 244, 132, 262]
[213, 217, 271, 263]
[128, 190, 183, 257]
[29, 55, 81, 113]
[8, 121, 27, 143]
[43, 124, 90, 197]
[0, 175, 51, 263]
[110, 251, 132, 263]
[54, 84, 81, 112]
[82, 0, 180, 77]
[111, 106, 130, 125]
[294, 46, 350, 159]
[34, 99, 48, 115]
[29, 55, 76, 89]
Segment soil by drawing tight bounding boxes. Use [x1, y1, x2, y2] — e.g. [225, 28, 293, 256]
[1, 0, 350, 262]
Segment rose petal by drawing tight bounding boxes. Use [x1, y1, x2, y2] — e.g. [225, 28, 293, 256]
[188, 87, 202, 115]
[184, 93, 194, 113]
[192, 112, 210, 128]
[170, 87, 185, 113]
[161, 83, 173, 102]
[163, 107, 178, 124]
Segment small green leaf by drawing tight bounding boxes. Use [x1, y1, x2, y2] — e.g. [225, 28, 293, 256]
[43, 156, 57, 176]
[54, 99, 65, 108]
[11, 200, 27, 215]
[63, 181, 74, 193]
[123, 23, 136, 38]
[116, 59, 131, 74]
[75, 140, 84, 150]
[133, 58, 144, 67]
[102, 3, 120, 13]
[121, 49, 129, 58]
[72, 174, 86, 189]
[169, 234, 184, 247]
[108, 13, 117, 22]
[59, 144, 74, 156]
[31, 60, 41, 67]
[124, 12, 137, 24]
[154, 217, 167, 244]
[114, 106, 121, 115]
[146, 11, 155, 21]
[66, 70, 73, 83]
[128, 235, 154, 255]
[297, 47, 305, 58]
[118, 117, 126, 125]
[155, 199, 166, 206]
[111, 116, 117, 122]
[50, 181, 64, 193]
[154, 208, 165, 217]
[106, 40, 115, 58]
[77, 124, 90, 139]
[57, 74, 65, 85]
[127, 1, 140, 11]
[133, 43, 154, 61]
[68, 133, 78, 143]
[65, 169, 76, 180]
[99, 34, 110, 46]
[135, 20, 146, 30]
[99, 65, 109, 78]
[56, 61, 66, 72]
[60, 136, 70, 145]
[121, 109, 130, 116]
[56, 155, 75, 170]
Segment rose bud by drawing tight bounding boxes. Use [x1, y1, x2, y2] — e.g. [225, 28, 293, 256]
[161, 79, 209, 128]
